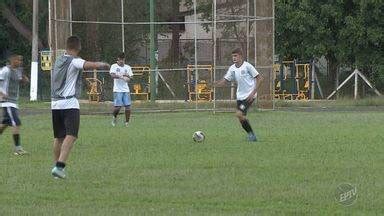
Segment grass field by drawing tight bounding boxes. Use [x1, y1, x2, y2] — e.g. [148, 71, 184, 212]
[0, 107, 383, 215]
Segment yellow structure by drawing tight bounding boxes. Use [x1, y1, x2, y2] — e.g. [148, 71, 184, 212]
[130, 66, 150, 100]
[86, 70, 103, 102]
[274, 62, 310, 100]
[273, 63, 292, 100]
[186, 65, 213, 101]
[296, 64, 310, 100]
[41, 51, 52, 71]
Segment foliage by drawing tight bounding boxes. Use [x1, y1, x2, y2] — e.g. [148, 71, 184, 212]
[0, 0, 48, 65]
[275, 0, 384, 88]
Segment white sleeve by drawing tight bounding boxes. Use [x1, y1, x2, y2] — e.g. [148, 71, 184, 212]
[247, 63, 259, 78]
[0, 68, 5, 80]
[0, 67, 8, 80]
[224, 68, 234, 81]
[72, 58, 85, 70]
[109, 64, 116, 74]
[0, 67, 8, 94]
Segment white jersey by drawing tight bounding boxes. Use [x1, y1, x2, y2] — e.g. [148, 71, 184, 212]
[110, 63, 133, 92]
[51, 55, 85, 110]
[224, 61, 259, 100]
[0, 66, 22, 109]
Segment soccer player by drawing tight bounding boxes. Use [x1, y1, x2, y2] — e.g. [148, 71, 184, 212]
[0, 54, 29, 155]
[110, 52, 133, 127]
[51, 36, 110, 179]
[215, 48, 262, 142]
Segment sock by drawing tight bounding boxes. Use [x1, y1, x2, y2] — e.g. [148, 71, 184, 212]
[13, 134, 20, 146]
[125, 109, 131, 123]
[113, 107, 120, 118]
[240, 119, 254, 134]
[56, 161, 66, 169]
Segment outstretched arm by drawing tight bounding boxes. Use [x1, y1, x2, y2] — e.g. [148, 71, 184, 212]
[214, 78, 230, 88]
[83, 61, 110, 71]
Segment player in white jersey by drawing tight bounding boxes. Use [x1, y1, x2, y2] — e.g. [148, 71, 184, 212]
[215, 48, 262, 142]
[110, 52, 133, 127]
[50, 36, 110, 179]
[0, 54, 29, 155]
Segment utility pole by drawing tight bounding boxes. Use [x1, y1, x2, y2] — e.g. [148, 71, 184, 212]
[149, 0, 156, 102]
[30, 0, 39, 101]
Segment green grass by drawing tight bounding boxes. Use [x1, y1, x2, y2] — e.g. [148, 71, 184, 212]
[275, 96, 384, 108]
[0, 109, 384, 215]
[17, 96, 384, 114]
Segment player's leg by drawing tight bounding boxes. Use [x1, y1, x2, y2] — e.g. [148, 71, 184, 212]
[51, 110, 71, 178]
[123, 92, 131, 126]
[0, 107, 10, 134]
[53, 138, 64, 162]
[236, 100, 257, 142]
[56, 109, 79, 169]
[52, 110, 66, 161]
[11, 126, 28, 155]
[0, 124, 8, 134]
[112, 92, 122, 126]
[57, 135, 77, 164]
[112, 106, 121, 127]
[6, 107, 28, 154]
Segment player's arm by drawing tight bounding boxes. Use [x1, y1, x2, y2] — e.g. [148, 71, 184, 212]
[109, 64, 121, 79]
[83, 61, 110, 71]
[214, 68, 233, 87]
[0, 91, 6, 100]
[110, 72, 122, 79]
[213, 78, 230, 87]
[0, 68, 8, 98]
[109, 65, 125, 80]
[121, 67, 133, 82]
[21, 75, 29, 84]
[246, 74, 263, 103]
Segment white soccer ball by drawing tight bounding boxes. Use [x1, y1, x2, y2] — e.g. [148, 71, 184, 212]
[193, 131, 205, 142]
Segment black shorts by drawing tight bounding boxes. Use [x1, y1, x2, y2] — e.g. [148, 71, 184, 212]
[52, 109, 80, 138]
[236, 99, 253, 115]
[2, 107, 21, 126]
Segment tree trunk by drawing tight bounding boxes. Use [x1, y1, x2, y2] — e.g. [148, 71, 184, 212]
[1, 4, 43, 48]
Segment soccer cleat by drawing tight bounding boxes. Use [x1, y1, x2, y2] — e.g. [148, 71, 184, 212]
[111, 117, 117, 127]
[247, 133, 257, 142]
[14, 147, 28, 156]
[125, 122, 129, 127]
[51, 167, 66, 179]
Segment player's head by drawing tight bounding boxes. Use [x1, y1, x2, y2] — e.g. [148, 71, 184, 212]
[231, 48, 243, 64]
[117, 52, 125, 66]
[8, 54, 23, 68]
[66, 36, 81, 54]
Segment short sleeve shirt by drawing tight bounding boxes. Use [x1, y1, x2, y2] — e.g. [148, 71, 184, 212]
[224, 61, 259, 100]
[51, 56, 85, 110]
[110, 63, 133, 92]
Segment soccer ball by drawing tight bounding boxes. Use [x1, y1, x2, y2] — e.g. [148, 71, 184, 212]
[193, 131, 205, 142]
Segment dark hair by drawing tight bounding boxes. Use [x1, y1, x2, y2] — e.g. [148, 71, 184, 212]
[7, 54, 22, 61]
[117, 52, 125, 59]
[66, 36, 81, 51]
[231, 48, 243, 56]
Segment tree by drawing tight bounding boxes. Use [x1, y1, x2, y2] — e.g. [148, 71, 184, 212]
[275, 0, 384, 91]
[0, 0, 48, 65]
